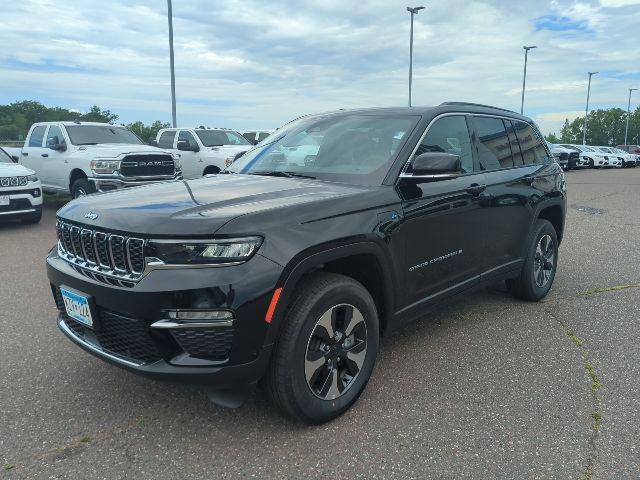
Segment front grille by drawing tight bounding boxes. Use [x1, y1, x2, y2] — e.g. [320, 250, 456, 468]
[120, 155, 175, 178]
[52, 285, 162, 364]
[56, 220, 145, 285]
[171, 327, 234, 361]
[0, 176, 28, 187]
[0, 198, 32, 212]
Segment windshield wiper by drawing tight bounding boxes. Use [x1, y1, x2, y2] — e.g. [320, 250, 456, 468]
[249, 171, 316, 179]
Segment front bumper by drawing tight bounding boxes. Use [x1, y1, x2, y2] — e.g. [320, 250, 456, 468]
[90, 172, 182, 192]
[0, 185, 43, 217]
[47, 250, 283, 386]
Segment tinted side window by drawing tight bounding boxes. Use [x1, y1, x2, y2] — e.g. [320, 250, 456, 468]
[474, 117, 513, 170]
[512, 121, 548, 165]
[414, 115, 473, 174]
[178, 130, 197, 147]
[158, 130, 176, 149]
[29, 126, 46, 147]
[46, 125, 66, 147]
[243, 132, 256, 143]
[505, 121, 524, 166]
[257, 132, 270, 142]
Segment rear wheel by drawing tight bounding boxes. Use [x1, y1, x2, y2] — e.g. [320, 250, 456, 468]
[71, 178, 96, 199]
[507, 219, 558, 301]
[264, 272, 379, 424]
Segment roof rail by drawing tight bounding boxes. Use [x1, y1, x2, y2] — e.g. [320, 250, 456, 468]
[440, 102, 518, 114]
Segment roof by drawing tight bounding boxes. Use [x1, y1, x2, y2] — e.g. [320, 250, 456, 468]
[33, 121, 125, 127]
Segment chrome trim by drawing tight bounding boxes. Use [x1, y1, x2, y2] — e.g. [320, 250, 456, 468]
[150, 319, 235, 329]
[58, 318, 145, 367]
[80, 228, 97, 266]
[108, 234, 127, 273]
[0, 208, 36, 216]
[399, 172, 462, 180]
[150, 236, 262, 244]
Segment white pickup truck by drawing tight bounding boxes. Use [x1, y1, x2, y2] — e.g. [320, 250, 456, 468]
[17, 121, 182, 198]
[154, 127, 252, 179]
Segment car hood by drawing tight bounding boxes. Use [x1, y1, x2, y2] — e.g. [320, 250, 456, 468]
[72, 143, 173, 157]
[57, 174, 369, 236]
[0, 162, 34, 176]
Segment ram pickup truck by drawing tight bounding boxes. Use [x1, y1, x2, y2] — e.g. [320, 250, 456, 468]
[154, 127, 251, 179]
[18, 122, 182, 198]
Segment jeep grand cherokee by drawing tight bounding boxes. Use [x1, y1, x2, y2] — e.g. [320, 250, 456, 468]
[47, 103, 566, 424]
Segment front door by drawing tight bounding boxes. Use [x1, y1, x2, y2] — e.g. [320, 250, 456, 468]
[399, 115, 487, 308]
[177, 130, 200, 179]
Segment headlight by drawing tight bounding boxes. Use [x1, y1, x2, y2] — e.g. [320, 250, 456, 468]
[148, 237, 262, 265]
[173, 157, 182, 170]
[90, 159, 120, 174]
[27, 174, 38, 182]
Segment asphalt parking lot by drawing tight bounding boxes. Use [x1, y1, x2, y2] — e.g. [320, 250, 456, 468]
[1, 168, 639, 479]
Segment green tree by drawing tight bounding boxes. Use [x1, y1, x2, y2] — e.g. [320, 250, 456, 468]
[127, 120, 171, 143]
[80, 105, 118, 123]
[545, 132, 561, 143]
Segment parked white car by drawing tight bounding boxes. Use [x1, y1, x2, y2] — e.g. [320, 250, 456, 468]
[0, 147, 42, 223]
[17, 122, 181, 198]
[593, 146, 624, 167]
[155, 127, 252, 179]
[559, 144, 608, 168]
[598, 146, 636, 167]
[242, 130, 275, 145]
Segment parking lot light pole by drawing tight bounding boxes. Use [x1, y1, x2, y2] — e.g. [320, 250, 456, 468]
[582, 71, 598, 145]
[520, 46, 537, 115]
[167, 0, 177, 128]
[407, 6, 425, 107]
[624, 88, 638, 146]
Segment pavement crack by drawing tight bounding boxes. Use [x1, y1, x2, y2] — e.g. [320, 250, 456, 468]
[547, 309, 602, 480]
[580, 283, 640, 297]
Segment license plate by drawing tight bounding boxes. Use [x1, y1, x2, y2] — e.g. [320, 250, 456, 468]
[60, 288, 93, 327]
[0, 195, 8, 206]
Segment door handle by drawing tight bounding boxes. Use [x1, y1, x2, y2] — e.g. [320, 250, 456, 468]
[466, 183, 487, 196]
[41, 153, 48, 157]
[22, 152, 28, 156]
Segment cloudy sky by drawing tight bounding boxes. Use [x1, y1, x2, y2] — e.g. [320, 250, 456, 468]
[1, 0, 639, 134]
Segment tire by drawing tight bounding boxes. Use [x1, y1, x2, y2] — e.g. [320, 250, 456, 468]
[507, 219, 558, 302]
[21, 207, 42, 224]
[71, 178, 96, 199]
[264, 272, 379, 424]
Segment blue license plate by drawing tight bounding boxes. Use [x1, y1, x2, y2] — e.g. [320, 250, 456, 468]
[60, 288, 93, 327]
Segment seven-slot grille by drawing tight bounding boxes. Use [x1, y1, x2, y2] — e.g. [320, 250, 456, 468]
[0, 176, 29, 187]
[56, 220, 145, 282]
[120, 154, 175, 178]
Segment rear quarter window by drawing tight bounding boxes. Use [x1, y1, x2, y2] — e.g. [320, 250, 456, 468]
[29, 125, 47, 147]
[512, 121, 549, 165]
[158, 130, 176, 149]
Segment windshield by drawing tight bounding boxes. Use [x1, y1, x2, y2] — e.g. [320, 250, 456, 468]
[196, 130, 250, 147]
[65, 125, 143, 145]
[226, 114, 418, 186]
[0, 147, 13, 163]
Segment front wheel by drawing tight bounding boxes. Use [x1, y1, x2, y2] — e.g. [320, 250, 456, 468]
[71, 178, 96, 199]
[264, 273, 379, 424]
[507, 219, 558, 301]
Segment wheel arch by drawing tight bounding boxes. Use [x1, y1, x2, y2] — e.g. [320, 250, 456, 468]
[535, 202, 565, 244]
[68, 168, 88, 193]
[265, 241, 396, 344]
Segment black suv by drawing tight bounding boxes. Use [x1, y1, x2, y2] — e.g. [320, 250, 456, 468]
[48, 103, 566, 424]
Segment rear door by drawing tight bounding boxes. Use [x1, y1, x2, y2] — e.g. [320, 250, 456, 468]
[399, 114, 488, 307]
[470, 115, 546, 278]
[20, 125, 49, 186]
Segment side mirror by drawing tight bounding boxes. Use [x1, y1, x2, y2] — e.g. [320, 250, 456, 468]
[47, 137, 66, 152]
[404, 152, 462, 180]
[177, 140, 199, 152]
[148, 139, 158, 147]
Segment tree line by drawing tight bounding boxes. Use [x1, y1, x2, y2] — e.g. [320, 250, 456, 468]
[545, 107, 640, 146]
[0, 100, 170, 143]
[2, 99, 639, 147]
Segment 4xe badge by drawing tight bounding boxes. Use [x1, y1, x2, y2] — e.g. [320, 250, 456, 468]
[84, 212, 99, 220]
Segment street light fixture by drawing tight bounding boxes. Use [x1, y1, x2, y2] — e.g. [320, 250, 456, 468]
[407, 5, 425, 107]
[624, 88, 638, 146]
[520, 46, 537, 115]
[582, 71, 598, 145]
[167, 0, 177, 128]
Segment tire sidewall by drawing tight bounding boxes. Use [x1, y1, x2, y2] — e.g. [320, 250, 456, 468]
[526, 221, 558, 299]
[289, 281, 379, 422]
[72, 178, 94, 199]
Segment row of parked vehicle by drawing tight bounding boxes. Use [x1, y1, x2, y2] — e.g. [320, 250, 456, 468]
[0, 122, 276, 224]
[548, 143, 640, 170]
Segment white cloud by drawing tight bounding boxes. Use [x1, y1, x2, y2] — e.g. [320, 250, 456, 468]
[1, 0, 639, 135]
